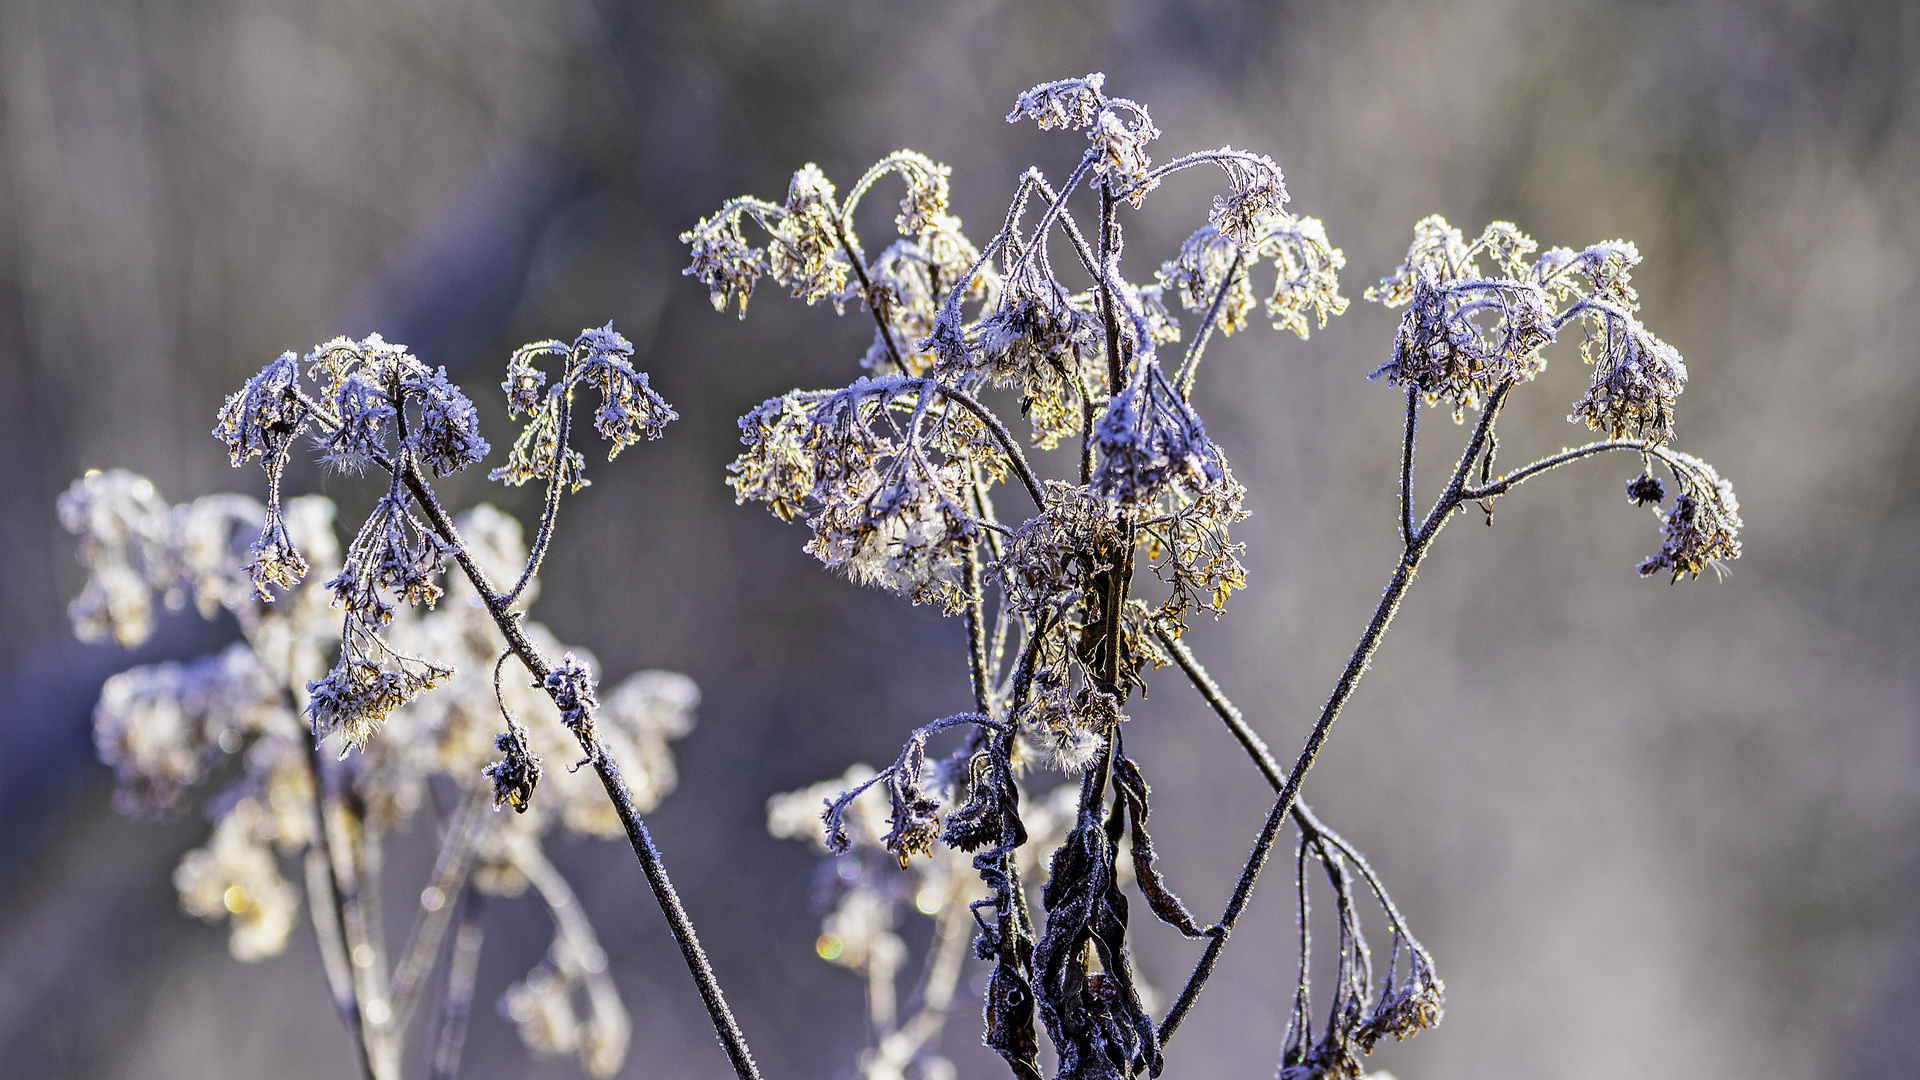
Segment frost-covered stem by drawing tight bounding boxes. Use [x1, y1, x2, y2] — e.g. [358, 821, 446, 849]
[1155, 386, 1510, 1047]
[371, 456, 764, 1080]
[1414, 382, 1511, 542]
[1175, 249, 1245, 401]
[302, 735, 379, 1080]
[1460, 438, 1650, 501]
[836, 219, 908, 373]
[1144, 149, 1269, 185]
[1400, 386, 1418, 546]
[429, 888, 485, 1080]
[503, 379, 575, 607]
[290, 396, 757, 1077]
[913, 380, 1045, 506]
[1099, 186, 1125, 397]
[1151, 624, 1340, 851]
[390, 787, 488, 1028]
[1080, 394, 1098, 486]
[1154, 543, 1415, 1045]
[1027, 155, 1100, 280]
[588, 744, 763, 1080]
[963, 542, 990, 715]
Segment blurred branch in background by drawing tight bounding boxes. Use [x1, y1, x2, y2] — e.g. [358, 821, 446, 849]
[2, 1, 1918, 1079]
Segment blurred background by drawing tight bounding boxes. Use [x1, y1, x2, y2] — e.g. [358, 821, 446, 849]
[2, 0, 1917, 1077]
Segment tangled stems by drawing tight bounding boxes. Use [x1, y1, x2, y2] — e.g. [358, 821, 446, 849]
[1150, 383, 1504, 1045]
[692, 78, 1739, 1080]
[295, 391, 765, 1080]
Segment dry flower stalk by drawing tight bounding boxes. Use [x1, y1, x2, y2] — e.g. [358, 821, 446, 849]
[62, 72, 1739, 1080]
[691, 73, 1739, 1080]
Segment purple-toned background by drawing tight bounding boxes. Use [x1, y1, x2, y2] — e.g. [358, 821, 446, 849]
[3, 2, 1916, 1078]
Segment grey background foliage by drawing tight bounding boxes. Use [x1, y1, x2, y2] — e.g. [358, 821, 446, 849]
[2, 1, 1917, 1078]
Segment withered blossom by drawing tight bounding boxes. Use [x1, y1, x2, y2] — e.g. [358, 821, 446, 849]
[690, 73, 1742, 1080]
[1092, 357, 1222, 504]
[1570, 310, 1688, 443]
[1638, 452, 1743, 581]
[69, 323, 697, 1078]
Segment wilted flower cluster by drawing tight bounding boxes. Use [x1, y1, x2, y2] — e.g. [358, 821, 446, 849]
[67, 325, 697, 1079]
[696, 76, 1743, 1080]
[62, 67, 1748, 1080]
[1635, 451, 1743, 581]
[696, 73, 1431, 1080]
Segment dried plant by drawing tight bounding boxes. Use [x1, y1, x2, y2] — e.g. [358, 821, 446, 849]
[61, 328, 739, 1080]
[61, 71, 1740, 1080]
[690, 73, 1739, 1080]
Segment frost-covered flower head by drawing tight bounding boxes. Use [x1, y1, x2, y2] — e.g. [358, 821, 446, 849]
[1636, 451, 1742, 581]
[1365, 217, 1558, 417]
[492, 325, 677, 490]
[1092, 356, 1222, 504]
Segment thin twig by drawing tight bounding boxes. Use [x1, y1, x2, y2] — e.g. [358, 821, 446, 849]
[837, 220, 908, 373]
[429, 888, 485, 1080]
[588, 745, 762, 1080]
[302, 734, 381, 1080]
[1175, 249, 1245, 401]
[1460, 438, 1649, 501]
[503, 377, 575, 606]
[295, 404, 766, 1080]
[390, 786, 489, 1028]
[1400, 386, 1418, 546]
[963, 543, 990, 715]
[1155, 383, 1514, 1047]
[912, 380, 1046, 507]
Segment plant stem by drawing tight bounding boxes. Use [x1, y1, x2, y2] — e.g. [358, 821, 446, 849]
[1459, 437, 1649, 501]
[1153, 383, 1512, 1048]
[836, 220, 908, 373]
[302, 735, 380, 1080]
[1400, 386, 1418, 546]
[1175, 250, 1245, 401]
[590, 746, 763, 1080]
[429, 888, 485, 1080]
[503, 379, 574, 606]
[349, 439, 766, 1080]
[390, 787, 488, 1028]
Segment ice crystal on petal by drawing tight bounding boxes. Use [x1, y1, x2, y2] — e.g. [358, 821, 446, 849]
[320, 370, 394, 473]
[574, 324, 678, 455]
[808, 459, 979, 611]
[680, 211, 767, 318]
[1205, 150, 1289, 247]
[772, 164, 850, 304]
[306, 628, 452, 753]
[729, 390, 827, 521]
[404, 366, 490, 476]
[1366, 215, 1471, 308]
[213, 351, 307, 467]
[1626, 471, 1666, 506]
[1158, 226, 1253, 337]
[1259, 216, 1349, 339]
[504, 340, 563, 416]
[1093, 358, 1221, 503]
[545, 652, 599, 745]
[1007, 73, 1106, 130]
[1088, 104, 1160, 205]
[1638, 453, 1741, 581]
[1570, 312, 1687, 443]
